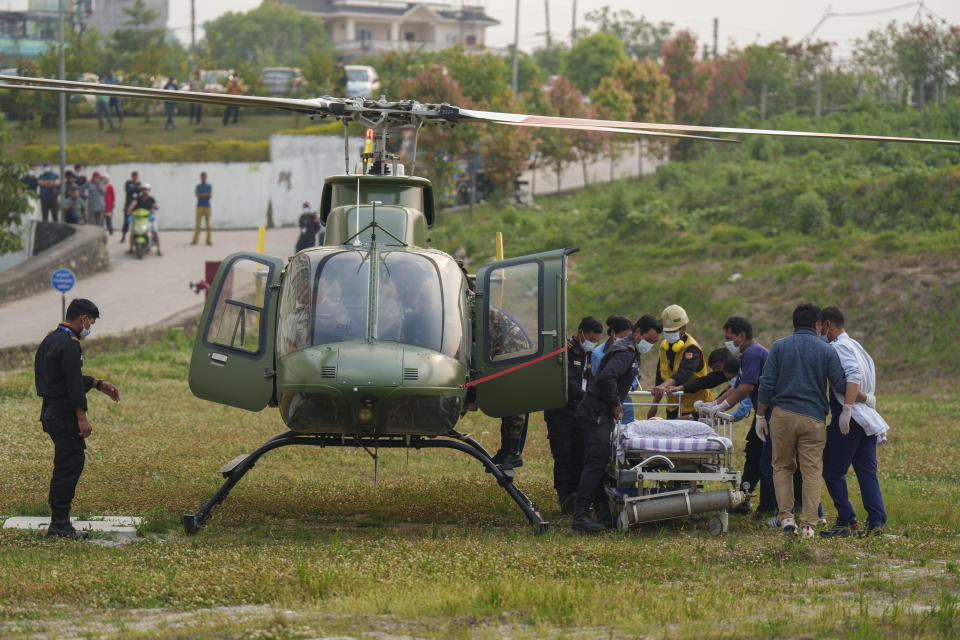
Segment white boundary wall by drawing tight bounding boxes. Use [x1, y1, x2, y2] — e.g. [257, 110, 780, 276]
[41, 136, 663, 230]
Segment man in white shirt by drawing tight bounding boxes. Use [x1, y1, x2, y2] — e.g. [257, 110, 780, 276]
[818, 307, 888, 538]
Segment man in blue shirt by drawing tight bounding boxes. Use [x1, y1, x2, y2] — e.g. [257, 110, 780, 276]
[37, 162, 60, 222]
[191, 172, 213, 245]
[757, 303, 846, 538]
[706, 317, 771, 514]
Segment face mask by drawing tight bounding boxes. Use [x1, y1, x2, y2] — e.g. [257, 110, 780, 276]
[78, 318, 92, 339]
[636, 339, 654, 354]
[724, 340, 738, 353]
[819, 333, 829, 343]
[664, 331, 681, 344]
[581, 339, 597, 350]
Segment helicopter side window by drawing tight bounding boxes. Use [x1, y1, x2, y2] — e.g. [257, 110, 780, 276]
[205, 258, 272, 355]
[487, 261, 539, 362]
[312, 251, 369, 344]
[277, 254, 313, 357]
[376, 252, 443, 352]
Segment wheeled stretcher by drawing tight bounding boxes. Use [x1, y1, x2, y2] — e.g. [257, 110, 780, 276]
[607, 390, 745, 535]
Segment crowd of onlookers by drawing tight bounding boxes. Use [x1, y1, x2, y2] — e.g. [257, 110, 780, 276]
[21, 162, 117, 231]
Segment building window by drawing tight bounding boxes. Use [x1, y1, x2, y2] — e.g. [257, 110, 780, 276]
[465, 35, 477, 46]
[357, 28, 373, 41]
[405, 32, 415, 42]
[445, 34, 458, 44]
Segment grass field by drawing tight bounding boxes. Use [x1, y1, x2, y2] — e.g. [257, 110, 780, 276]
[1, 328, 959, 639]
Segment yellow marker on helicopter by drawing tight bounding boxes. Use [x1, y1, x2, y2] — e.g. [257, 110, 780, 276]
[364, 128, 375, 154]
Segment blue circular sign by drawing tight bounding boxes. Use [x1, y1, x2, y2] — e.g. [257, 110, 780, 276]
[51, 269, 75, 293]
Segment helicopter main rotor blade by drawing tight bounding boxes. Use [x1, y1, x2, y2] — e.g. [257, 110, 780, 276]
[457, 108, 960, 146]
[0, 74, 337, 114]
[503, 120, 740, 143]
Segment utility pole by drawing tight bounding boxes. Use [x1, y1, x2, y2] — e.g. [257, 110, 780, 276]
[712, 18, 718, 59]
[543, 0, 551, 48]
[511, 0, 519, 95]
[58, 0, 66, 217]
[570, 0, 577, 46]
[190, 0, 196, 55]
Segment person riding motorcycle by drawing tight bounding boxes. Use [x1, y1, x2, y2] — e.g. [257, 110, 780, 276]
[126, 184, 161, 257]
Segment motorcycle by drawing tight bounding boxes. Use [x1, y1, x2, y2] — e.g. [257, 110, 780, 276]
[129, 208, 154, 259]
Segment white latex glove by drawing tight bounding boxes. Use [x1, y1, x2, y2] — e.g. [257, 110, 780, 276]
[708, 400, 730, 419]
[696, 399, 716, 414]
[865, 393, 877, 410]
[839, 404, 853, 435]
[755, 415, 768, 442]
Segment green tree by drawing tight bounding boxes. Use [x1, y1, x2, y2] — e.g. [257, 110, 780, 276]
[532, 43, 568, 76]
[660, 30, 715, 125]
[201, 2, 334, 72]
[399, 64, 479, 205]
[562, 32, 626, 95]
[581, 7, 672, 60]
[0, 119, 32, 255]
[589, 77, 633, 180]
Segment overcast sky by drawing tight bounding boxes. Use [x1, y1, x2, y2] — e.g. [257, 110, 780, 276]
[159, 1, 958, 60]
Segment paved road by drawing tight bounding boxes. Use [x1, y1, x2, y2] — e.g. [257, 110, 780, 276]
[0, 228, 299, 350]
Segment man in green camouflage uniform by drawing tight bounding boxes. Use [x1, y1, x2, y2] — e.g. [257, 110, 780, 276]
[488, 308, 533, 469]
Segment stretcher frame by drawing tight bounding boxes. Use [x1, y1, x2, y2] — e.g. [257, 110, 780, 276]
[609, 391, 743, 535]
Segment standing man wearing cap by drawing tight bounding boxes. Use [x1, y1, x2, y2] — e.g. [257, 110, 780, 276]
[121, 171, 140, 243]
[37, 161, 60, 222]
[191, 171, 213, 245]
[296, 202, 321, 252]
[34, 298, 120, 539]
[648, 305, 713, 419]
[572, 316, 662, 533]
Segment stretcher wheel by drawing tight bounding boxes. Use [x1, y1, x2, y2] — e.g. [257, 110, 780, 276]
[707, 515, 725, 537]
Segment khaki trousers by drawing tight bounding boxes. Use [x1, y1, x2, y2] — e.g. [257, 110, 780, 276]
[193, 206, 212, 244]
[771, 407, 826, 528]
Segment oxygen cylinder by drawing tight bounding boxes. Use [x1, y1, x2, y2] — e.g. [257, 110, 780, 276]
[621, 489, 745, 527]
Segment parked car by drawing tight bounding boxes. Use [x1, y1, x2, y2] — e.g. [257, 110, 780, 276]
[261, 67, 305, 96]
[344, 65, 380, 98]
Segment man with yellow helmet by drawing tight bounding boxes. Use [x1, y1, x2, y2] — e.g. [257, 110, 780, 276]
[648, 304, 713, 418]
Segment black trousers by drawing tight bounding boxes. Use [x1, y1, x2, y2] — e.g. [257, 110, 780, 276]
[544, 408, 584, 500]
[41, 400, 86, 520]
[575, 399, 614, 508]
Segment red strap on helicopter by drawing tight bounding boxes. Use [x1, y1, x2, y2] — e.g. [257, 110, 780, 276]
[462, 345, 569, 388]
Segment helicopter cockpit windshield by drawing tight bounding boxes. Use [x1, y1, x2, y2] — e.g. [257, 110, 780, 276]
[278, 248, 466, 361]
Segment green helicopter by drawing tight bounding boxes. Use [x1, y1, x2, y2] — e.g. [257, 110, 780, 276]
[3, 73, 956, 533]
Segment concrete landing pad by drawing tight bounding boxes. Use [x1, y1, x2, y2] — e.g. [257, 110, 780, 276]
[2, 515, 142, 535]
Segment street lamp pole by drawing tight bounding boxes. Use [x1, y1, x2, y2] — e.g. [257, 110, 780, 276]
[58, 0, 66, 216]
[511, 0, 520, 95]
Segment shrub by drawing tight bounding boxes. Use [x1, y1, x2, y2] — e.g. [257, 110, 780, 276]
[791, 190, 830, 235]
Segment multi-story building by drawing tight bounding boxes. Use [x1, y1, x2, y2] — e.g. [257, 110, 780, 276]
[282, 0, 499, 57]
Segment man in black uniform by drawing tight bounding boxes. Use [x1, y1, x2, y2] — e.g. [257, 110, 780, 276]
[34, 299, 120, 539]
[573, 315, 662, 533]
[544, 316, 603, 514]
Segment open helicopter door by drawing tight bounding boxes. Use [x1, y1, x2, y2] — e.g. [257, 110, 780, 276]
[189, 252, 285, 411]
[473, 248, 574, 417]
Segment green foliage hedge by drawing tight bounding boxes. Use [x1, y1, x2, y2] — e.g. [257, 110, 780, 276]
[13, 140, 271, 165]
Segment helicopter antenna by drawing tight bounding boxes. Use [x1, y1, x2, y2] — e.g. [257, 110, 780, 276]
[343, 121, 349, 174]
[353, 177, 362, 247]
[370, 200, 381, 245]
[410, 121, 422, 176]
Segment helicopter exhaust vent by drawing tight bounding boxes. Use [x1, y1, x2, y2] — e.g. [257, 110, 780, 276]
[321, 366, 337, 379]
[403, 367, 419, 381]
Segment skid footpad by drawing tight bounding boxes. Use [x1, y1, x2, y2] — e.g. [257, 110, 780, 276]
[218, 454, 251, 478]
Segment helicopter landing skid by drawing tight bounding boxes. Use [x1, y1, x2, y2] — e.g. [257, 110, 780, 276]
[183, 430, 549, 534]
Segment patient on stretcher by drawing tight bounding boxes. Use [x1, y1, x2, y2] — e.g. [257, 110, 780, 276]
[619, 418, 734, 457]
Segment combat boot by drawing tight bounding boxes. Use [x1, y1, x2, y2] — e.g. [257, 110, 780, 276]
[593, 500, 614, 530]
[572, 500, 606, 534]
[46, 518, 88, 541]
[490, 436, 523, 469]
